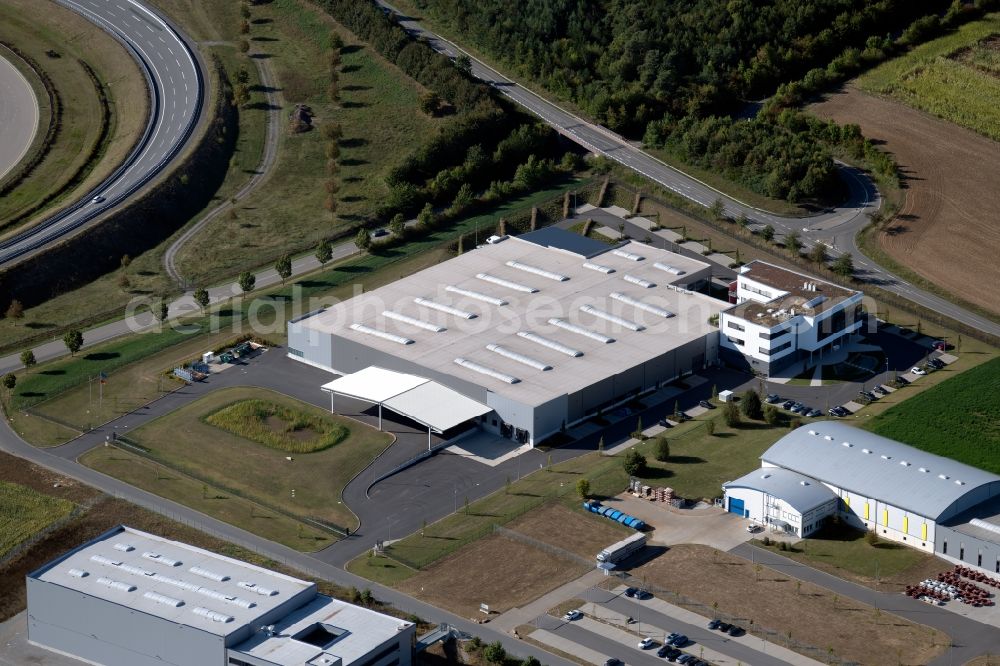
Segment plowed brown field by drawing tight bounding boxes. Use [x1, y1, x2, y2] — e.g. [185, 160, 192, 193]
[811, 86, 1000, 315]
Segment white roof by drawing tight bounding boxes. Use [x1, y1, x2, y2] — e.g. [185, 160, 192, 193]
[231, 594, 412, 666]
[300, 233, 720, 408]
[322, 366, 490, 432]
[725, 467, 839, 514]
[763, 424, 1000, 520]
[320, 366, 426, 403]
[31, 526, 314, 637]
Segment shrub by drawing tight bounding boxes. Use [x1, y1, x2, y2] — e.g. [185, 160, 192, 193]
[764, 404, 781, 426]
[623, 449, 647, 477]
[483, 641, 506, 665]
[654, 437, 670, 462]
[741, 390, 763, 420]
[723, 401, 742, 428]
[576, 478, 590, 499]
[705, 420, 715, 436]
[865, 529, 879, 546]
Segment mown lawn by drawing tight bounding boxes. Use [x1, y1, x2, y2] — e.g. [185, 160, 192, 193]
[93, 386, 390, 532]
[0, 481, 75, 559]
[866, 356, 1000, 472]
[857, 13, 1000, 141]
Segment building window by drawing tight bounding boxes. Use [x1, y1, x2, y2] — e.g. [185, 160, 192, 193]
[759, 341, 792, 356]
[288, 348, 304, 357]
[743, 285, 772, 299]
[727, 336, 745, 347]
[960, 546, 965, 560]
[995, 560, 999, 574]
[943, 541, 947, 554]
[979, 553, 983, 567]
[727, 321, 745, 332]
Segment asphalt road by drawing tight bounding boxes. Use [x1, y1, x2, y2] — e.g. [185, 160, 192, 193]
[376, 0, 1000, 339]
[0, 51, 39, 181]
[0, 0, 203, 266]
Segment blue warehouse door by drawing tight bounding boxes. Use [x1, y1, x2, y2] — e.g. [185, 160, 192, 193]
[728, 497, 745, 516]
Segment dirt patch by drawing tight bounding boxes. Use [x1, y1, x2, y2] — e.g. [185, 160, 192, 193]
[951, 35, 1000, 77]
[810, 86, 1000, 315]
[396, 533, 588, 619]
[506, 502, 628, 560]
[633, 544, 946, 666]
[263, 414, 317, 443]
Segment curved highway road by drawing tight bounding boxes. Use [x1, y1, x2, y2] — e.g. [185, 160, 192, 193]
[0, 0, 202, 266]
[0, 51, 39, 181]
[378, 0, 1000, 337]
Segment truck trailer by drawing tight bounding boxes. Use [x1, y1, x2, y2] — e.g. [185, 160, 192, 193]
[596, 532, 647, 565]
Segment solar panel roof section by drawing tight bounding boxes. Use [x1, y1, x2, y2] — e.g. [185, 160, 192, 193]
[517, 226, 616, 258]
[31, 526, 314, 637]
[301, 235, 720, 408]
[763, 423, 1000, 520]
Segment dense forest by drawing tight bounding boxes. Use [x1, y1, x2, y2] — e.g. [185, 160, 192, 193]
[403, 0, 966, 203]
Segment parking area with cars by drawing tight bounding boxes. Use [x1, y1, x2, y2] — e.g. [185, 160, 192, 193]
[536, 585, 823, 666]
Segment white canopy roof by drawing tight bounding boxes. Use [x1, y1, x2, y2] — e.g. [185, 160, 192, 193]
[321, 366, 491, 432]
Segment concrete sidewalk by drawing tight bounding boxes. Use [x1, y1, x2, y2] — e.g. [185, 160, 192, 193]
[492, 568, 606, 633]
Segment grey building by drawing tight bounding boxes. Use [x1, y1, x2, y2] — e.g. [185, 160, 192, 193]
[27, 526, 414, 666]
[724, 424, 1000, 571]
[288, 229, 723, 446]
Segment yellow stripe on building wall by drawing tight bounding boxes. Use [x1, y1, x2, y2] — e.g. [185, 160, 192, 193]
[844, 496, 850, 508]
[903, 516, 909, 534]
[922, 523, 928, 540]
[882, 510, 889, 526]
[864, 502, 870, 520]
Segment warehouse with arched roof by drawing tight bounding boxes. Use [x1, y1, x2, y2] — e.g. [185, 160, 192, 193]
[724, 424, 1000, 572]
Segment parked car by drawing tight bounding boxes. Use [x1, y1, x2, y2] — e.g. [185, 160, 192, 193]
[727, 625, 745, 637]
[562, 609, 582, 621]
[677, 655, 695, 665]
[707, 619, 721, 630]
[604, 659, 623, 666]
[665, 633, 679, 645]
[657, 418, 673, 428]
[638, 637, 656, 650]
[872, 385, 888, 395]
[746, 523, 762, 533]
[790, 402, 806, 413]
[717, 622, 732, 632]
[765, 393, 781, 404]
[911, 366, 927, 375]
[656, 645, 671, 658]
[895, 375, 910, 385]
[665, 648, 682, 661]
[781, 400, 796, 410]
[372, 228, 389, 237]
[805, 408, 822, 418]
[669, 634, 689, 647]
[933, 340, 948, 351]
[635, 589, 653, 600]
[624, 587, 638, 598]
[928, 358, 946, 369]
[859, 391, 877, 401]
[698, 400, 715, 409]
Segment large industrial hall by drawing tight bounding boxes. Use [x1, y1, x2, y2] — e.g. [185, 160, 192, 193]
[725, 423, 1000, 572]
[289, 228, 723, 446]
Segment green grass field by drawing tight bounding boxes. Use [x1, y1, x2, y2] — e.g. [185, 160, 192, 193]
[172, 0, 445, 286]
[857, 13, 1000, 141]
[92, 387, 391, 532]
[80, 446, 334, 552]
[204, 398, 349, 453]
[866, 357, 1000, 472]
[0, 481, 75, 559]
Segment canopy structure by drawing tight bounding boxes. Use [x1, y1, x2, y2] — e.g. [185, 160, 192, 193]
[321, 366, 492, 447]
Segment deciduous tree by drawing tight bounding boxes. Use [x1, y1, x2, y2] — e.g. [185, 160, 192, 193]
[238, 271, 256, 294]
[63, 329, 83, 356]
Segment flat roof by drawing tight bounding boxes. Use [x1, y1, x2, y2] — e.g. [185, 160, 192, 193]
[517, 226, 617, 258]
[725, 467, 839, 514]
[726, 261, 859, 327]
[298, 236, 721, 407]
[231, 594, 412, 666]
[322, 366, 491, 432]
[31, 526, 314, 637]
[763, 424, 1000, 521]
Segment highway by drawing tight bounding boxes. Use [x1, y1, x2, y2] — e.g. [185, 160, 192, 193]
[0, 0, 203, 266]
[376, 0, 1000, 338]
[0, 50, 39, 182]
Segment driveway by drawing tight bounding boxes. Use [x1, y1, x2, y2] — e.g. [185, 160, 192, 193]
[598, 494, 752, 552]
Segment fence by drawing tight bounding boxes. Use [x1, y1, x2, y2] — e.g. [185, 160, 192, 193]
[493, 524, 593, 568]
[110, 435, 347, 537]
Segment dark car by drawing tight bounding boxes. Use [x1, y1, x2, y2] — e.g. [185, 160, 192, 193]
[859, 390, 877, 401]
[895, 375, 910, 385]
[805, 408, 822, 418]
[635, 589, 653, 600]
[698, 400, 715, 409]
[790, 402, 806, 413]
[604, 659, 623, 666]
[657, 645, 671, 658]
[372, 228, 389, 237]
[665, 648, 682, 661]
[928, 358, 946, 369]
[765, 394, 781, 404]
[781, 400, 796, 410]
[669, 634, 689, 647]
[677, 656, 694, 665]
[657, 418, 673, 428]
[707, 619, 721, 630]
[872, 385, 888, 395]
[718, 622, 732, 632]
[727, 625, 745, 637]
[624, 587, 638, 598]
